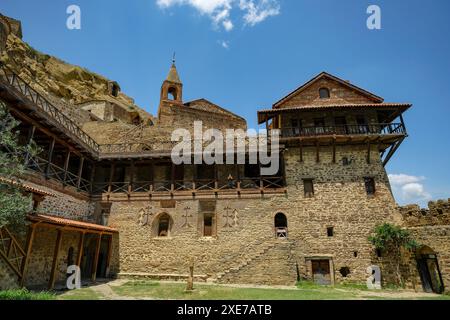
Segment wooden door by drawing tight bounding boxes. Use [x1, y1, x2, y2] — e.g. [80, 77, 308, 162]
[312, 260, 331, 285]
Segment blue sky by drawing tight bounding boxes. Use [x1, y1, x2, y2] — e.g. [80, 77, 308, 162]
[1, 0, 449, 206]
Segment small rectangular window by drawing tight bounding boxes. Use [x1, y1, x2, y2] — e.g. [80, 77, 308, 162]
[364, 177, 376, 195]
[203, 213, 215, 237]
[327, 227, 334, 237]
[303, 179, 314, 198]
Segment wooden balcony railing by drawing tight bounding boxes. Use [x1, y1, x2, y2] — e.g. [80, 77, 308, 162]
[93, 176, 285, 195]
[0, 63, 101, 155]
[26, 154, 91, 193]
[273, 123, 406, 138]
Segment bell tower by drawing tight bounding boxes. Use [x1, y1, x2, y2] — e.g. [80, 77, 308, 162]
[160, 57, 183, 104]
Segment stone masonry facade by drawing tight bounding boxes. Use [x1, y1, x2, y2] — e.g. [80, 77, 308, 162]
[1, 13, 449, 293]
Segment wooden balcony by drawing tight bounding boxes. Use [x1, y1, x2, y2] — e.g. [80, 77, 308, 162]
[92, 176, 286, 200]
[273, 123, 406, 140]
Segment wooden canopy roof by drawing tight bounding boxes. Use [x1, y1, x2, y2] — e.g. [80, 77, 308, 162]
[257, 103, 412, 124]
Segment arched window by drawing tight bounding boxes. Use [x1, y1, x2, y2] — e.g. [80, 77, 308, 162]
[274, 213, 288, 238]
[168, 87, 178, 101]
[157, 213, 171, 237]
[319, 88, 330, 99]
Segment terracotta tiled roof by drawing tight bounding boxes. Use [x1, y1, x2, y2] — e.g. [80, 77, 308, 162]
[0, 176, 55, 197]
[257, 103, 412, 124]
[28, 214, 118, 233]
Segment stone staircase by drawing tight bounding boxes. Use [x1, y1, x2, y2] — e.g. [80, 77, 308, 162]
[212, 238, 297, 286]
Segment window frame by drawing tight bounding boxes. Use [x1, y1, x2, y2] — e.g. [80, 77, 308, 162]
[319, 87, 331, 99]
[364, 177, 376, 196]
[303, 178, 315, 198]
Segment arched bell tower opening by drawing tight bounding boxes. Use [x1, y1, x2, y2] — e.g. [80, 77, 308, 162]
[158, 57, 183, 119]
[160, 60, 183, 104]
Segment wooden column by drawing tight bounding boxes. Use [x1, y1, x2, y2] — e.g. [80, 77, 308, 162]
[399, 114, 407, 133]
[49, 229, 63, 290]
[76, 232, 85, 267]
[332, 138, 336, 164]
[105, 235, 113, 277]
[129, 161, 135, 194]
[24, 125, 36, 165]
[265, 114, 269, 133]
[63, 150, 71, 184]
[20, 224, 37, 287]
[367, 140, 371, 164]
[150, 161, 155, 192]
[45, 137, 56, 178]
[76, 156, 85, 189]
[91, 233, 102, 282]
[108, 163, 115, 193]
[214, 164, 219, 190]
[170, 162, 175, 192]
[315, 141, 320, 163]
[298, 139, 303, 163]
[89, 162, 96, 193]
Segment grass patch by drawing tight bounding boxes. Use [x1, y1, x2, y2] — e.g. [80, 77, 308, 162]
[0, 289, 55, 300]
[58, 288, 103, 300]
[112, 281, 359, 300]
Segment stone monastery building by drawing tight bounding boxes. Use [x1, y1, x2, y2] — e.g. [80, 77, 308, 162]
[0, 13, 449, 294]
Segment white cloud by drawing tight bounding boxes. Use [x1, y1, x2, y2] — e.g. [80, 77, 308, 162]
[388, 174, 432, 204]
[239, 0, 280, 26]
[156, 0, 280, 31]
[219, 40, 230, 49]
[388, 174, 425, 187]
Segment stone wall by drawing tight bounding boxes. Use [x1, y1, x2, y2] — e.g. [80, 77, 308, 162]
[396, 200, 450, 293]
[277, 77, 377, 109]
[109, 145, 399, 285]
[400, 199, 450, 227]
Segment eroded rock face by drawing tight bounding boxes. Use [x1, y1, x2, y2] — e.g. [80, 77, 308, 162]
[0, 33, 152, 126]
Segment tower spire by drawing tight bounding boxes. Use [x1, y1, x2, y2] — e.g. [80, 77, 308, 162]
[166, 54, 181, 84]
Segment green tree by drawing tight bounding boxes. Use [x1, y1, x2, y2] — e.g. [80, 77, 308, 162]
[0, 101, 39, 229]
[368, 223, 420, 286]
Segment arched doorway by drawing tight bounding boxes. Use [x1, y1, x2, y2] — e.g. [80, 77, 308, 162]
[153, 213, 173, 237]
[416, 246, 444, 294]
[274, 213, 288, 238]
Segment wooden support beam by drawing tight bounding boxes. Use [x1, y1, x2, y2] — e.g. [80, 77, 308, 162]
[383, 137, 405, 167]
[214, 163, 219, 190]
[76, 232, 85, 267]
[265, 114, 269, 133]
[91, 233, 103, 282]
[20, 224, 37, 287]
[45, 137, 56, 178]
[24, 125, 36, 165]
[367, 140, 371, 164]
[105, 235, 113, 277]
[332, 138, 336, 164]
[49, 229, 63, 290]
[129, 160, 135, 193]
[76, 156, 85, 189]
[299, 139, 303, 163]
[108, 163, 115, 193]
[63, 151, 71, 184]
[399, 114, 407, 133]
[89, 162, 96, 193]
[315, 141, 320, 163]
[8, 108, 83, 157]
[170, 162, 175, 192]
